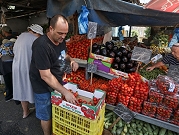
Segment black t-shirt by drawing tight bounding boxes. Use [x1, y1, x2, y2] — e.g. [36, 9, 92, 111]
[29, 35, 67, 94]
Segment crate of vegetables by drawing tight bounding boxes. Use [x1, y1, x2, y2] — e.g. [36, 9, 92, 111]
[156, 105, 172, 121]
[52, 104, 105, 135]
[51, 83, 106, 120]
[142, 101, 157, 118]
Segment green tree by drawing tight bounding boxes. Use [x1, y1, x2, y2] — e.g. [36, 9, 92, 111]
[131, 31, 138, 37]
[144, 27, 151, 38]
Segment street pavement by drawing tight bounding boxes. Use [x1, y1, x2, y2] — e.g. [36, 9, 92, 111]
[0, 88, 43, 135]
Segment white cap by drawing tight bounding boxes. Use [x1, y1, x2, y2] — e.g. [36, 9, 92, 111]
[10, 38, 16, 42]
[173, 43, 179, 47]
[28, 24, 43, 35]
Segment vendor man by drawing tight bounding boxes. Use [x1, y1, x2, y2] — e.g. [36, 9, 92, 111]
[146, 43, 179, 83]
[29, 15, 79, 135]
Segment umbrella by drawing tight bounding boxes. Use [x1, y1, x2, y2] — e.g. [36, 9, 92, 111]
[145, 0, 179, 13]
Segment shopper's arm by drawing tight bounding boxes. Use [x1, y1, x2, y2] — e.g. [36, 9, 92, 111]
[39, 69, 77, 104]
[146, 61, 165, 71]
[66, 54, 79, 71]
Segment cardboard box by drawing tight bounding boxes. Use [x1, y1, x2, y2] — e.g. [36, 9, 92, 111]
[51, 83, 106, 120]
[88, 58, 111, 73]
[89, 53, 114, 64]
[110, 68, 128, 78]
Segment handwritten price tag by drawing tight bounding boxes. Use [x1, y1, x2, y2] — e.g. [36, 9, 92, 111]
[131, 46, 152, 64]
[113, 103, 135, 123]
[87, 22, 97, 39]
[87, 63, 97, 73]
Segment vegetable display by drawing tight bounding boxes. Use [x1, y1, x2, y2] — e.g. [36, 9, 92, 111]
[92, 41, 138, 73]
[104, 109, 179, 135]
[139, 67, 166, 80]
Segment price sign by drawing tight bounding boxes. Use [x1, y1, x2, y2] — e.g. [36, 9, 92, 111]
[113, 103, 135, 123]
[167, 65, 179, 84]
[151, 54, 163, 63]
[87, 21, 97, 39]
[87, 63, 97, 73]
[131, 46, 152, 64]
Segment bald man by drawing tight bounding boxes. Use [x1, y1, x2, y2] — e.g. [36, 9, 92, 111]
[29, 15, 79, 135]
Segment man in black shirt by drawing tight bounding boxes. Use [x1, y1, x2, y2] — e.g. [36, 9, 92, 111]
[29, 15, 79, 135]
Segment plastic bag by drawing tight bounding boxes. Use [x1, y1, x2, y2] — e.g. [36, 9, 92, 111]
[168, 28, 179, 47]
[156, 75, 178, 96]
[78, 5, 89, 34]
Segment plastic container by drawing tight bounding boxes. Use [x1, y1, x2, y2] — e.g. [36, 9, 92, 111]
[156, 75, 178, 96]
[52, 104, 105, 135]
[162, 95, 178, 109]
[148, 90, 164, 105]
[142, 101, 157, 117]
[156, 105, 172, 121]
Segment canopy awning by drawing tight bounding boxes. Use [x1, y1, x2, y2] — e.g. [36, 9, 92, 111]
[47, 0, 179, 26]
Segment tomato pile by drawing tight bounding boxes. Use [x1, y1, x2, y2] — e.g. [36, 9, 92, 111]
[106, 72, 149, 113]
[128, 97, 143, 113]
[117, 94, 130, 107]
[106, 77, 123, 105]
[64, 68, 108, 93]
[66, 36, 103, 60]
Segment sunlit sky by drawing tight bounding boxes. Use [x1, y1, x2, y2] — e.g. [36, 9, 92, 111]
[140, 0, 151, 3]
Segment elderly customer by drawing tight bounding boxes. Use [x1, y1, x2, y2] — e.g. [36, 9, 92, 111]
[147, 42, 179, 83]
[0, 26, 16, 102]
[12, 24, 43, 118]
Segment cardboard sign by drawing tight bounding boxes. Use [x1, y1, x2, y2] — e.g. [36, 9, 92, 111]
[167, 65, 179, 84]
[113, 103, 135, 123]
[87, 63, 97, 73]
[131, 46, 152, 64]
[87, 21, 97, 39]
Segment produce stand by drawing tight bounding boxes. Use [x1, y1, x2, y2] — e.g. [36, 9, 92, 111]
[106, 104, 179, 133]
[74, 63, 179, 134]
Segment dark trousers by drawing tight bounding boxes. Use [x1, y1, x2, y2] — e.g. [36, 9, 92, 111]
[3, 72, 13, 100]
[3, 72, 20, 105]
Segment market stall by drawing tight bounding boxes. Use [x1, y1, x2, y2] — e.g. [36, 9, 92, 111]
[47, 0, 179, 135]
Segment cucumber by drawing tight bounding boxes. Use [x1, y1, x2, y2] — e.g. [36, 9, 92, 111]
[139, 132, 143, 135]
[131, 123, 137, 129]
[121, 131, 126, 135]
[117, 119, 123, 128]
[159, 128, 167, 135]
[105, 112, 113, 118]
[116, 127, 123, 135]
[167, 130, 173, 135]
[153, 127, 159, 135]
[146, 123, 153, 133]
[129, 128, 133, 134]
[123, 125, 128, 133]
[111, 125, 117, 135]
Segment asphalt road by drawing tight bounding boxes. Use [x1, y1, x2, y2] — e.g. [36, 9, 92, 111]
[0, 88, 44, 135]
